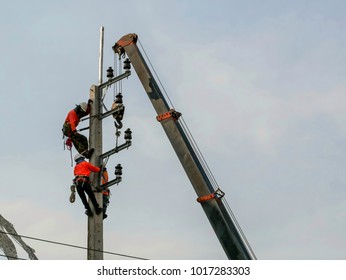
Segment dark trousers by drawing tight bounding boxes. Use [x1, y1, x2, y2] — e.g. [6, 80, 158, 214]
[103, 194, 110, 214]
[70, 132, 88, 155]
[62, 123, 89, 155]
[76, 180, 100, 211]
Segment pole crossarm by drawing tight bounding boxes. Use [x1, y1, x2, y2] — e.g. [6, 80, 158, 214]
[100, 104, 124, 119]
[100, 142, 132, 160]
[99, 178, 122, 190]
[99, 71, 131, 90]
[78, 126, 90, 132]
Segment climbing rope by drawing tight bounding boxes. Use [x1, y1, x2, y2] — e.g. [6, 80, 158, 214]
[63, 136, 73, 167]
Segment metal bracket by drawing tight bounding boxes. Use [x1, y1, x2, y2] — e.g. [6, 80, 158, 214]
[156, 109, 182, 122]
[98, 177, 122, 190]
[100, 104, 124, 119]
[99, 71, 131, 91]
[100, 141, 132, 160]
[197, 188, 225, 203]
[78, 126, 90, 132]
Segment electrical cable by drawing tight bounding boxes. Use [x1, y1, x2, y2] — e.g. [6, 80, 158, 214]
[0, 230, 148, 260]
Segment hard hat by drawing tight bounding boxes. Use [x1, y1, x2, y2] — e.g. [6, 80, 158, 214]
[74, 154, 84, 162]
[79, 102, 88, 112]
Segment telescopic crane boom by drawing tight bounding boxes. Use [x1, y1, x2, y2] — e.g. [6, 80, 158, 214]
[113, 33, 256, 260]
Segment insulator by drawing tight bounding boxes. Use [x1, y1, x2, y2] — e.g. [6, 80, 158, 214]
[123, 58, 131, 71]
[106, 67, 114, 78]
[115, 93, 123, 104]
[124, 128, 132, 142]
[115, 164, 123, 177]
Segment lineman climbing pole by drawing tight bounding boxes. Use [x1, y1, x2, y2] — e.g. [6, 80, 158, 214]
[87, 27, 132, 260]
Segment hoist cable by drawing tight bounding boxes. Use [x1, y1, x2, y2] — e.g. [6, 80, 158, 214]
[183, 121, 256, 258]
[222, 198, 257, 259]
[113, 54, 117, 100]
[181, 119, 256, 257]
[118, 52, 123, 94]
[138, 39, 175, 109]
[179, 119, 218, 192]
[180, 118, 219, 190]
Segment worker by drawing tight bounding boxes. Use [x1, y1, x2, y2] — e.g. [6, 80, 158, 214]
[73, 153, 103, 217]
[101, 167, 110, 219]
[62, 100, 94, 159]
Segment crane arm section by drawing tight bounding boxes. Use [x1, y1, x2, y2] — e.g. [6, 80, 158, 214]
[113, 33, 255, 260]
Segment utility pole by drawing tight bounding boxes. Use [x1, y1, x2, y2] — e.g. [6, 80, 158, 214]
[87, 27, 132, 260]
[88, 84, 102, 260]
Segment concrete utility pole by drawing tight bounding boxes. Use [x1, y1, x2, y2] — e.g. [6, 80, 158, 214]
[87, 26, 104, 260]
[88, 84, 103, 260]
[87, 27, 132, 260]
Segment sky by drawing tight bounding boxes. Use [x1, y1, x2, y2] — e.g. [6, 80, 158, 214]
[0, 0, 346, 260]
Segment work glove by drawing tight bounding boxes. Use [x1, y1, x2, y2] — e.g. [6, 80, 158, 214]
[65, 138, 72, 150]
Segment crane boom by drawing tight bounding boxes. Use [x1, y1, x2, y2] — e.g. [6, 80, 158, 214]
[113, 33, 256, 260]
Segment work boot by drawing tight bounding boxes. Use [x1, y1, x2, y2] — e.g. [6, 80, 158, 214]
[82, 148, 94, 159]
[85, 209, 93, 217]
[95, 207, 103, 215]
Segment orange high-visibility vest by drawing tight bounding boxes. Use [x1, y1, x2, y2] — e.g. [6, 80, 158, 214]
[74, 161, 100, 177]
[65, 105, 91, 132]
[102, 170, 110, 195]
[101, 170, 109, 185]
[65, 109, 80, 132]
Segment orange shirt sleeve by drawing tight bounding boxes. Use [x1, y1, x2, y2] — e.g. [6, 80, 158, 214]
[74, 162, 100, 177]
[87, 162, 101, 173]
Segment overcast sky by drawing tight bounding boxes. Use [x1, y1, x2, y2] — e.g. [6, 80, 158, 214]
[1, 0, 346, 260]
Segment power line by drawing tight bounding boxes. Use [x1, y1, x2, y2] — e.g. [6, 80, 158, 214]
[0, 230, 148, 260]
